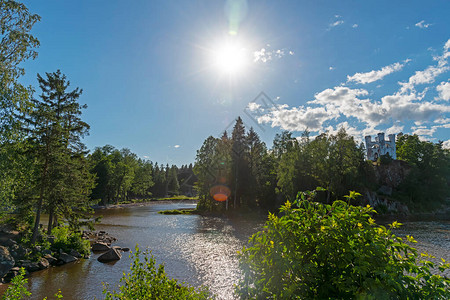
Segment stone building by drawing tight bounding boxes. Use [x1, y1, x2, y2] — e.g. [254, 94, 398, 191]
[365, 133, 396, 161]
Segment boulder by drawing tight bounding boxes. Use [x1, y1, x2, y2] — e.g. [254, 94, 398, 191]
[41, 249, 52, 255]
[3, 267, 21, 283]
[97, 248, 122, 263]
[38, 258, 50, 269]
[58, 253, 77, 264]
[92, 242, 110, 252]
[112, 246, 122, 251]
[69, 249, 82, 258]
[122, 247, 130, 252]
[0, 246, 15, 278]
[21, 260, 40, 272]
[43, 254, 58, 266]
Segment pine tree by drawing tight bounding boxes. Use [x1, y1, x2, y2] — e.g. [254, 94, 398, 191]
[25, 70, 93, 242]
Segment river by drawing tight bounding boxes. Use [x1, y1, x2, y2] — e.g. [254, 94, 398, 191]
[2, 201, 449, 299]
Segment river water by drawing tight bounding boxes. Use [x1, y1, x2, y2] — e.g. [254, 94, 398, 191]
[2, 201, 449, 299]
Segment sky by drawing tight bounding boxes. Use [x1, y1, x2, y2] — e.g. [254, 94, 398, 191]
[20, 0, 450, 166]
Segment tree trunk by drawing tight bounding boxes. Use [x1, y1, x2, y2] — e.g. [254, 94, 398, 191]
[47, 207, 54, 235]
[31, 159, 48, 244]
[31, 183, 46, 244]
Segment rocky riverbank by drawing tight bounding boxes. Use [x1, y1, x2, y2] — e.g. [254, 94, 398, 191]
[0, 228, 126, 284]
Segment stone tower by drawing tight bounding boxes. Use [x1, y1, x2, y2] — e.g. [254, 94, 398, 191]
[365, 133, 396, 161]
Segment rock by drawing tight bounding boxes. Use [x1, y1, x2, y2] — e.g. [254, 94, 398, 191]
[0, 245, 15, 278]
[69, 249, 82, 258]
[3, 267, 21, 283]
[58, 253, 77, 264]
[92, 242, 110, 252]
[121, 247, 130, 252]
[41, 249, 52, 255]
[97, 248, 122, 263]
[38, 258, 50, 269]
[9, 243, 27, 260]
[21, 261, 40, 272]
[112, 246, 122, 251]
[44, 254, 58, 266]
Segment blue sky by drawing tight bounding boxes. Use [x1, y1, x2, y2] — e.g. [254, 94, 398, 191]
[21, 0, 450, 165]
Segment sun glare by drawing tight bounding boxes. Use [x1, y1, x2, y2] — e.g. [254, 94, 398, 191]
[212, 41, 248, 75]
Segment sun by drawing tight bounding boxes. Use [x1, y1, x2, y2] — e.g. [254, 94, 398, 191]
[211, 40, 249, 75]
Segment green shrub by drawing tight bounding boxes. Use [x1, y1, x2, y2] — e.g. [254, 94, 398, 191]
[103, 246, 212, 299]
[1, 268, 31, 300]
[236, 190, 450, 299]
[51, 226, 90, 256]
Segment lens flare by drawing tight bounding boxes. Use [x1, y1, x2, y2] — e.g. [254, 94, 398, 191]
[210, 184, 231, 202]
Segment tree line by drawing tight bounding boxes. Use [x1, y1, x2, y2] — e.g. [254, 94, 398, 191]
[194, 117, 450, 212]
[89, 146, 195, 205]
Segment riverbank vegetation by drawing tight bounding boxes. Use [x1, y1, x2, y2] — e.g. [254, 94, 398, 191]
[236, 190, 450, 299]
[194, 117, 450, 213]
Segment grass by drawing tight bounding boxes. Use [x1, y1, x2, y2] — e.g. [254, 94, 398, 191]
[158, 208, 198, 215]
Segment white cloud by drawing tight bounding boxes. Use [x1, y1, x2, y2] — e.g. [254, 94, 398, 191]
[174, 145, 180, 148]
[443, 140, 450, 149]
[247, 102, 261, 112]
[352, 24, 358, 28]
[253, 46, 293, 63]
[412, 126, 437, 136]
[399, 40, 450, 93]
[437, 80, 450, 100]
[330, 20, 344, 27]
[254, 39, 450, 141]
[347, 60, 410, 84]
[386, 124, 404, 135]
[329, 66, 334, 70]
[415, 20, 432, 29]
[143, 155, 150, 159]
[257, 104, 337, 132]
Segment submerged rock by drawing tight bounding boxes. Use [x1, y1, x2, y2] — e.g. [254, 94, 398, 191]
[97, 248, 122, 263]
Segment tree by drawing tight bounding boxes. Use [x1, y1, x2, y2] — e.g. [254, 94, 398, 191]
[231, 117, 246, 209]
[395, 134, 450, 210]
[24, 70, 93, 242]
[131, 159, 154, 198]
[0, 0, 40, 216]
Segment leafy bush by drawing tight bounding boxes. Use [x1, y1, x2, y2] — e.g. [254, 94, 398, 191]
[236, 190, 450, 299]
[1, 268, 31, 300]
[51, 226, 90, 256]
[103, 246, 212, 299]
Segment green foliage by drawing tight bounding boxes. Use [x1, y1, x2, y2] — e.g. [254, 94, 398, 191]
[395, 134, 450, 211]
[0, 0, 40, 218]
[103, 246, 212, 299]
[89, 146, 156, 204]
[51, 226, 90, 256]
[378, 153, 393, 165]
[236, 191, 450, 299]
[1, 268, 31, 300]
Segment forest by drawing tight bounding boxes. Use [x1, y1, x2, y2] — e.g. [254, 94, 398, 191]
[194, 116, 450, 213]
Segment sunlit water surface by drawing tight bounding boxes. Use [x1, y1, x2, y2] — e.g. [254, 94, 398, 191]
[1, 202, 448, 299]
